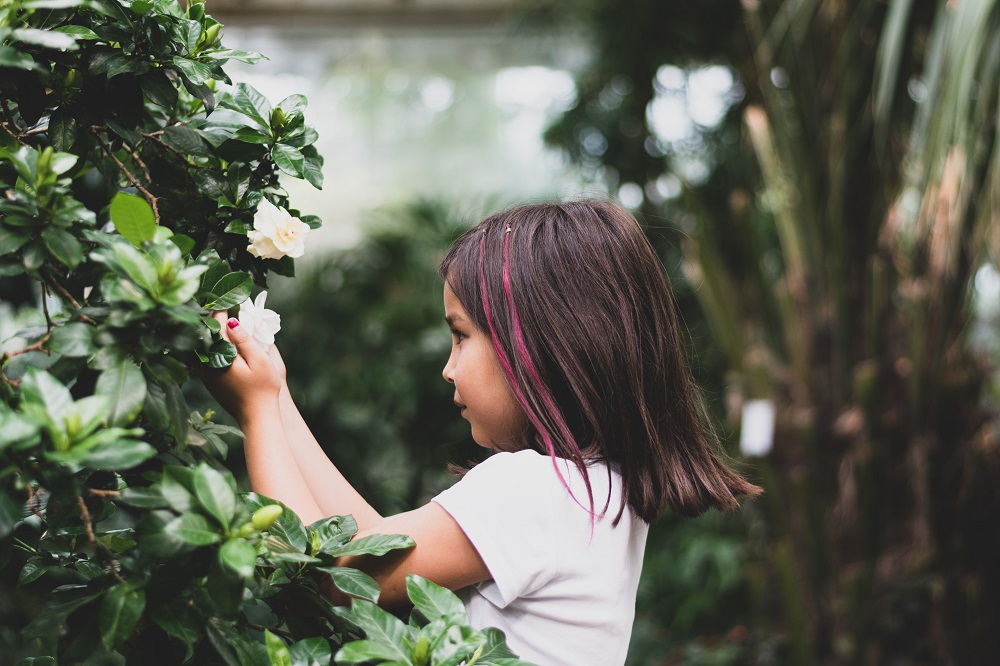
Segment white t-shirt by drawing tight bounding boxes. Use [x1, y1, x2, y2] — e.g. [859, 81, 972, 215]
[432, 449, 648, 666]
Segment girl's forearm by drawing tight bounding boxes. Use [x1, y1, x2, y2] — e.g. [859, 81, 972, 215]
[278, 388, 383, 530]
[240, 399, 325, 526]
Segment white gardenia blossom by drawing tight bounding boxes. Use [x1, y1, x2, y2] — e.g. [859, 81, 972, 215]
[238, 291, 281, 350]
[246, 199, 310, 260]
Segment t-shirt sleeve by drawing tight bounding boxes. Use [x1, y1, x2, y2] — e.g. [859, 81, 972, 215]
[432, 450, 564, 607]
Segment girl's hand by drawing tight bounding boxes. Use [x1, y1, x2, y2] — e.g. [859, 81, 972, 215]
[200, 312, 283, 426]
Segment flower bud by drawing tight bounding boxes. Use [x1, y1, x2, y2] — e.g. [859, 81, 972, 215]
[412, 635, 429, 665]
[251, 504, 283, 531]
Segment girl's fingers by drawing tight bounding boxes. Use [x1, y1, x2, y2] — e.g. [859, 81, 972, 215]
[225, 318, 267, 367]
[213, 311, 230, 342]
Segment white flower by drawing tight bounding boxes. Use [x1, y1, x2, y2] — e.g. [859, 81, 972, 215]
[246, 199, 310, 260]
[238, 291, 281, 350]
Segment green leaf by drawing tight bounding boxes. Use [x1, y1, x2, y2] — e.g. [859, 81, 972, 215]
[51, 23, 100, 39]
[48, 111, 77, 152]
[170, 233, 196, 256]
[18, 557, 52, 586]
[309, 514, 358, 554]
[171, 56, 213, 85]
[229, 83, 273, 130]
[302, 156, 324, 189]
[119, 487, 167, 509]
[476, 628, 522, 663]
[163, 125, 210, 156]
[207, 619, 270, 666]
[287, 638, 332, 666]
[243, 493, 308, 552]
[110, 193, 156, 247]
[194, 463, 237, 530]
[328, 533, 416, 559]
[265, 630, 293, 666]
[0, 228, 30, 254]
[166, 512, 222, 546]
[0, 45, 42, 71]
[203, 48, 268, 64]
[64, 394, 108, 441]
[205, 272, 252, 310]
[219, 538, 257, 579]
[316, 567, 381, 603]
[407, 575, 467, 622]
[12, 27, 78, 51]
[80, 438, 156, 471]
[277, 94, 308, 117]
[336, 600, 412, 663]
[49, 323, 95, 358]
[272, 144, 305, 178]
[195, 338, 237, 368]
[231, 127, 273, 144]
[161, 467, 197, 513]
[95, 361, 146, 427]
[99, 584, 145, 649]
[0, 408, 40, 451]
[26, 0, 86, 8]
[20, 368, 73, 422]
[42, 227, 83, 269]
[140, 69, 179, 109]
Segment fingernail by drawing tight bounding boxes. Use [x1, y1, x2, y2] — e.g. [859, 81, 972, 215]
[227, 318, 240, 329]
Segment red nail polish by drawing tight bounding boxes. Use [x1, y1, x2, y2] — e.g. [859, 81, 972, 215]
[227, 318, 239, 329]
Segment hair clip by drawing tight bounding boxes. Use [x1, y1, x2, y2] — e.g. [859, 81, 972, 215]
[505, 225, 511, 234]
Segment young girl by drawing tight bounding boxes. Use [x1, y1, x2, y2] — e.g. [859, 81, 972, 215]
[204, 200, 761, 666]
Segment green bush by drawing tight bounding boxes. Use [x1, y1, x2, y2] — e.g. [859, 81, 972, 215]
[0, 2, 530, 664]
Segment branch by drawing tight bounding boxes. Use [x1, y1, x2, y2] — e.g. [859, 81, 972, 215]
[41, 283, 53, 332]
[0, 334, 50, 365]
[125, 142, 152, 183]
[87, 488, 121, 498]
[0, 101, 28, 145]
[41, 269, 97, 325]
[78, 496, 126, 584]
[91, 128, 161, 225]
[141, 131, 212, 169]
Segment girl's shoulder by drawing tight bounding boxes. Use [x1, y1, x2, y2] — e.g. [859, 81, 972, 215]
[466, 449, 624, 516]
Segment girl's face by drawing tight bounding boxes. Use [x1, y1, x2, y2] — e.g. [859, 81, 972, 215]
[442, 282, 527, 449]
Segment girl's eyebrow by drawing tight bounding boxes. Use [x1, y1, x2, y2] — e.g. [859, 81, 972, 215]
[445, 314, 464, 327]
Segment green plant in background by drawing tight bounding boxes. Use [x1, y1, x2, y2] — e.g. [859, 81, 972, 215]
[0, 1, 530, 663]
[542, 0, 1000, 663]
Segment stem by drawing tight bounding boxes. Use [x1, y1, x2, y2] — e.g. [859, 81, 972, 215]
[91, 128, 160, 225]
[87, 488, 121, 498]
[0, 334, 50, 365]
[41, 283, 53, 332]
[78, 496, 126, 584]
[141, 131, 211, 169]
[41, 269, 97, 325]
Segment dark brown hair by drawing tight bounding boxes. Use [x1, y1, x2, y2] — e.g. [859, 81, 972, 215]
[439, 200, 761, 523]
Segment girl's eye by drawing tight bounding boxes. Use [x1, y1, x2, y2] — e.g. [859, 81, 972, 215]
[450, 329, 466, 343]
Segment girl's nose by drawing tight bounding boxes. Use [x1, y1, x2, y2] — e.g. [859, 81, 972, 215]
[442, 355, 456, 384]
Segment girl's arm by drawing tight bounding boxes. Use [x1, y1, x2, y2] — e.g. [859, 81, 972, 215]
[203, 317, 490, 606]
[202, 318, 324, 525]
[276, 387, 382, 528]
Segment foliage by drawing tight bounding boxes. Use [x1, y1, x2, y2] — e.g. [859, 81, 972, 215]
[544, 0, 1000, 663]
[0, 1, 529, 664]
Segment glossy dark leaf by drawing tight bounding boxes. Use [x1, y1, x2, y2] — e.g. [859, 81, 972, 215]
[407, 575, 466, 623]
[95, 360, 146, 426]
[327, 533, 415, 559]
[99, 583, 145, 649]
[194, 463, 237, 530]
[49, 322, 95, 358]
